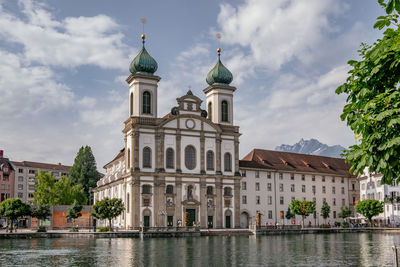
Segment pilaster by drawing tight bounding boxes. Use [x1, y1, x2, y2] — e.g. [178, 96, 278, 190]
[200, 179, 207, 228]
[175, 177, 182, 222]
[215, 178, 222, 228]
[216, 135, 222, 174]
[234, 179, 240, 228]
[176, 131, 182, 173]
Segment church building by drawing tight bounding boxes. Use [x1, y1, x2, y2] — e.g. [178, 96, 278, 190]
[94, 33, 241, 229]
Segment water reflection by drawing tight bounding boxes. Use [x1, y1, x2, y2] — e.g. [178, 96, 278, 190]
[0, 233, 399, 266]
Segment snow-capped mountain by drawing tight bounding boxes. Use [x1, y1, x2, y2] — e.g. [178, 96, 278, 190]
[275, 138, 345, 158]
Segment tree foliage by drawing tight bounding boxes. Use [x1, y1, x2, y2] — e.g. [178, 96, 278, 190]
[338, 206, 352, 220]
[31, 204, 51, 221]
[321, 202, 331, 222]
[91, 198, 124, 231]
[285, 206, 295, 220]
[289, 200, 316, 228]
[336, 0, 400, 184]
[67, 201, 83, 224]
[355, 199, 384, 224]
[0, 198, 31, 231]
[34, 170, 86, 206]
[69, 146, 101, 203]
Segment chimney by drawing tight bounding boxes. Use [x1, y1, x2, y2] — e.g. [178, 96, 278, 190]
[0, 150, 3, 158]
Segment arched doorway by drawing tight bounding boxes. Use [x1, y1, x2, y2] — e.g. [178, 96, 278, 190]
[240, 211, 250, 228]
[143, 209, 151, 228]
[225, 210, 232, 229]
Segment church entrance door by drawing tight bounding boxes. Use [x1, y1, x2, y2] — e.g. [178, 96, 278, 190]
[186, 209, 195, 226]
[226, 215, 231, 228]
[208, 216, 213, 229]
[144, 216, 150, 227]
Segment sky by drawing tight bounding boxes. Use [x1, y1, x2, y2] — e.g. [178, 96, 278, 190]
[0, 0, 384, 170]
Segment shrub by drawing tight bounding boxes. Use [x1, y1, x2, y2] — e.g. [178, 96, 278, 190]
[341, 221, 350, 228]
[320, 224, 331, 229]
[37, 226, 47, 232]
[97, 226, 111, 232]
[70, 226, 79, 232]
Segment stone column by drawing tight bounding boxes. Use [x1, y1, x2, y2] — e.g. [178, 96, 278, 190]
[234, 135, 240, 176]
[175, 178, 182, 223]
[124, 135, 128, 170]
[159, 131, 165, 172]
[215, 178, 222, 228]
[200, 179, 207, 228]
[153, 176, 159, 227]
[200, 135, 205, 174]
[216, 135, 222, 175]
[158, 177, 166, 226]
[132, 178, 140, 227]
[130, 182, 134, 228]
[123, 180, 127, 229]
[176, 131, 182, 173]
[234, 179, 240, 228]
[133, 129, 140, 171]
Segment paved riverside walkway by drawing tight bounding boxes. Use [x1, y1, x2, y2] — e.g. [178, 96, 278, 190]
[1, 227, 400, 239]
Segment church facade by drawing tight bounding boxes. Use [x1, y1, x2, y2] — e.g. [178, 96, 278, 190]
[94, 34, 241, 229]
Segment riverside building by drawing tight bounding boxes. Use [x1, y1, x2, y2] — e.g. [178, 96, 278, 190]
[239, 149, 359, 227]
[0, 150, 15, 202]
[359, 168, 400, 224]
[11, 161, 70, 203]
[94, 33, 241, 229]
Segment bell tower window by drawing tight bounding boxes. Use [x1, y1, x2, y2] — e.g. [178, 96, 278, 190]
[143, 91, 151, 114]
[221, 100, 228, 122]
[208, 102, 212, 120]
[130, 92, 133, 116]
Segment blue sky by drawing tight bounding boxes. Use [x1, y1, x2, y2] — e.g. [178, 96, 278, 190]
[0, 0, 384, 169]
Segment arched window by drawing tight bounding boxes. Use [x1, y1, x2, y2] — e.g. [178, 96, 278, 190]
[207, 186, 213, 195]
[224, 153, 232, 171]
[221, 100, 229, 122]
[143, 147, 151, 168]
[185, 145, 196, 170]
[206, 150, 214, 170]
[142, 185, 151, 194]
[224, 187, 232, 196]
[208, 102, 212, 120]
[130, 92, 133, 116]
[166, 185, 174, 194]
[166, 148, 174, 169]
[127, 149, 131, 169]
[142, 91, 151, 114]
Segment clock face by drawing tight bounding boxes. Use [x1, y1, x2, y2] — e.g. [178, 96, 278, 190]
[185, 119, 195, 129]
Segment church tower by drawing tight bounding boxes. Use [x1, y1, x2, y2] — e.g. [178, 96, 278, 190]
[203, 44, 235, 125]
[126, 32, 160, 118]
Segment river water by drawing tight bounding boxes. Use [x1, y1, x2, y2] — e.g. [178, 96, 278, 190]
[0, 233, 398, 266]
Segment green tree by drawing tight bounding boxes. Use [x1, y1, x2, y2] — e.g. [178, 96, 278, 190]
[285, 206, 295, 221]
[31, 204, 51, 232]
[34, 171, 86, 206]
[338, 206, 352, 221]
[34, 170, 56, 205]
[91, 198, 124, 231]
[53, 176, 86, 205]
[336, 0, 400, 185]
[0, 198, 32, 232]
[289, 200, 316, 229]
[321, 202, 331, 224]
[355, 199, 384, 225]
[66, 201, 83, 230]
[69, 146, 101, 203]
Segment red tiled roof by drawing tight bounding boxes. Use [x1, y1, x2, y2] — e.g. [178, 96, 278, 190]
[11, 161, 71, 172]
[240, 149, 353, 176]
[103, 148, 125, 169]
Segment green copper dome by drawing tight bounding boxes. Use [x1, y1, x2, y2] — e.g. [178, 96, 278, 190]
[206, 55, 233, 86]
[129, 39, 158, 75]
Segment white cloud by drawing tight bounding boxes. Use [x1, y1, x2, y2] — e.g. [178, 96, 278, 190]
[0, 0, 132, 69]
[217, 0, 348, 70]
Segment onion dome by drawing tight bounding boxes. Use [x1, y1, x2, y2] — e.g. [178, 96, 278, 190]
[129, 34, 158, 75]
[206, 48, 233, 86]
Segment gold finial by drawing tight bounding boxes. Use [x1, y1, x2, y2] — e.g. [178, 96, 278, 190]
[216, 33, 222, 57]
[141, 18, 147, 43]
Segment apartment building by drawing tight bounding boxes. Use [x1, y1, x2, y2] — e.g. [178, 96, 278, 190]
[0, 150, 15, 202]
[12, 161, 71, 203]
[239, 149, 359, 227]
